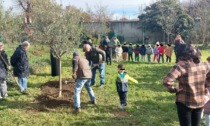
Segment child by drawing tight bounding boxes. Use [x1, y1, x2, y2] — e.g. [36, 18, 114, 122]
[153, 43, 159, 62]
[122, 42, 128, 62]
[134, 44, 140, 62]
[114, 64, 138, 109]
[146, 44, 153, 63]
[127, 43, 134, 62]
[158, 43, 164, 63]
[115, 44, 123, 62]
[165, 43, 173, 63]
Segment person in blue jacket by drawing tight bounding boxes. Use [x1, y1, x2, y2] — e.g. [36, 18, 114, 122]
[114, 64, 138, 109]
[10, 41, 30, 94]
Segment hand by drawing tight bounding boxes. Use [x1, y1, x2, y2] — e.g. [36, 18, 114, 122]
[174, 85, 183, 93]
[72, 74, 77, 79]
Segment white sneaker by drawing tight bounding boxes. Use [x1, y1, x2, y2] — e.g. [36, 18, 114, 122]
[118, 104, 124, 109]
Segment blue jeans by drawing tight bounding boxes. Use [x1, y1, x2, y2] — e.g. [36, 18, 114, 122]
[91, 63, 105, 85]
[18, 77, 27, 92]
[74, 78, 95, 108]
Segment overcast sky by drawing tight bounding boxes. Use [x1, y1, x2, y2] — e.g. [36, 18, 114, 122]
[3, 0, 187, 19]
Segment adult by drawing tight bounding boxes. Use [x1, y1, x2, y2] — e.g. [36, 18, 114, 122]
[163, 44, 210, 126]
[0, 42, 9, 99]
[174, 35, 184, 63]
[83, 44, 106, 88]
[10, 41, 30, 94]
[101, 36, 110, 47]
[111, 33, 120, 58]
[83, 37, 93, 46]
[72, 52, 96, 113]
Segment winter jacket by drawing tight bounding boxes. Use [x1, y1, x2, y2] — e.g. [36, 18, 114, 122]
[134, 47, 140, 54]
[85, 46, 106, 64]
[0, 51, 9, 80]
[122, 45, 128, 53]
[140, 46, 146, 55]
[114, 73, 138, 92]
[146, 47, 153, 55]
[165, 46, 173, 57]
[10, 45, 29, 78]
[127, 46, 134, 54]
[72, 56, 92, 79]
[158, 46, 164, 55]
[111, 38, 120, 46]
[115, 47, 123, 56]
[154, 47, 159, 55]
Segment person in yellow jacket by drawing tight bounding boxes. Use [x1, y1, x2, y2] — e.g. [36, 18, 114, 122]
[164, 43, 173, 63]
[114, 64, 138, 109]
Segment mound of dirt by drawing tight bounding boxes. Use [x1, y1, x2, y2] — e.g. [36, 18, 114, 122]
[36, 78, 76, 108]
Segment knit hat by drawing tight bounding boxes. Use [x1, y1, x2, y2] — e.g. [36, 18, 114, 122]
[73, 52, 80, 57]
[114, 33, 117, 37]
[156, 41, 159, 45]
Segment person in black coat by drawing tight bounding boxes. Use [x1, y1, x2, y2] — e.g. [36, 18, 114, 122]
[10, 41, 30, 93]
[0, 42, 9, 99]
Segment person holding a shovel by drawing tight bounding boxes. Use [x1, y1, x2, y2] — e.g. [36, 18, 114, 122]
[0, 42, 9, 99]
[10, 41, 30, 94]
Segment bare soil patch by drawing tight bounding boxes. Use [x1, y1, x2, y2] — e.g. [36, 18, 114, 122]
[36, 78, 76, 109]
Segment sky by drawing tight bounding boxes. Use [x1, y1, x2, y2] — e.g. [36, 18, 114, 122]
[2, 0, 187, 19]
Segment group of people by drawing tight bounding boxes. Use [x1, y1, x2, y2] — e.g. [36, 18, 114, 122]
[0, 41, 30, 99]
[2, 34, 210, 126]
[98, 34, 184, 64]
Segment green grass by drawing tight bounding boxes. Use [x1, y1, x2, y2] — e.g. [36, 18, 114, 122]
[0, 44, 209, 126]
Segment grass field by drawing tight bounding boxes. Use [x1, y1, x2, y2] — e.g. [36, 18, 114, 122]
[0, 44, 209, 126]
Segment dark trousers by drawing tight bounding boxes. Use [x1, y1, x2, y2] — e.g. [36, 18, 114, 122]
[106, 54, 112, 65]
[118, 91, 127, 105]
[158, 54, 164, 63]
[166, 56, 171, 63]
[128, 53, 133, 61]
[176, 102, 203, 126]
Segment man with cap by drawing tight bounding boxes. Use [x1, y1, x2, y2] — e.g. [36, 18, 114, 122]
[83, 44, 106, 88]
[0, 42, 9, 99]
[72, 52, 96, 113]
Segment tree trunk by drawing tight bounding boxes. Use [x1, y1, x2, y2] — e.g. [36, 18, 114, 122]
[167, 33, 170, 43]
[58, 58, 62, 97]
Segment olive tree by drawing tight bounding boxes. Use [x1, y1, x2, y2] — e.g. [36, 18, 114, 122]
[32, 1, 83, 97]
